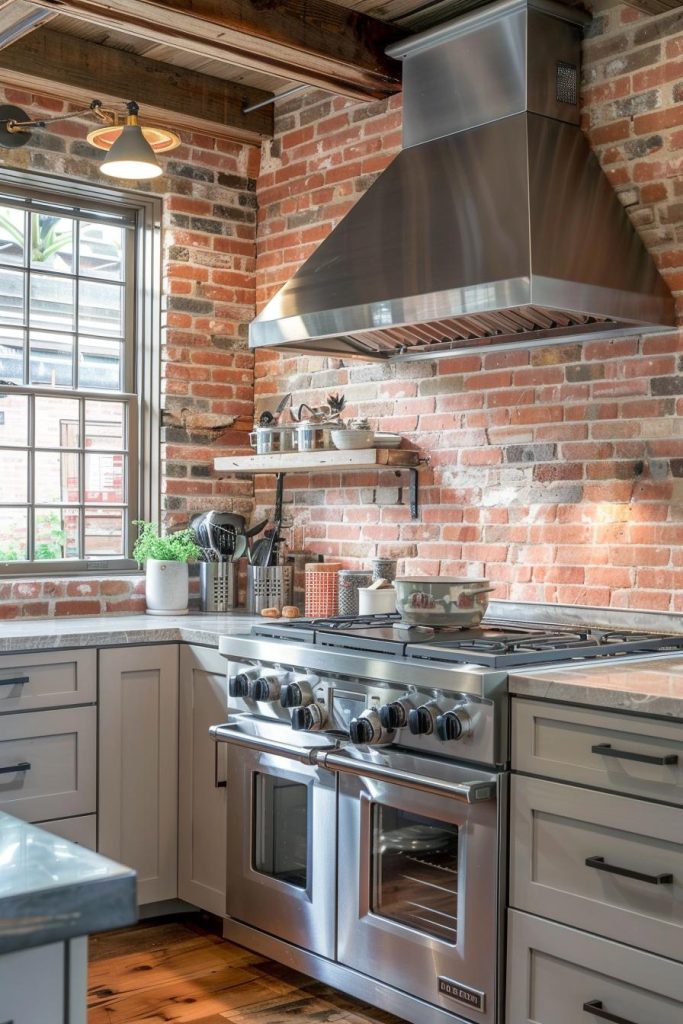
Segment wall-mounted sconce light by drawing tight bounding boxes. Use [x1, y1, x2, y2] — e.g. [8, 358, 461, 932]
[0, 98, 180, 180]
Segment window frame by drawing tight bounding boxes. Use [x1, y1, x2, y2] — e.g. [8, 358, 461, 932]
[0, 168, 161, 576]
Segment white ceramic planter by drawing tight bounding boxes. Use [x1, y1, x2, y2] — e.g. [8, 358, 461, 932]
[144, 559, 189, 615]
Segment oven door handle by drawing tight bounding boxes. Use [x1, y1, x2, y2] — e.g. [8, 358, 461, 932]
[209, 723, 334, 766]
[319, 750, 495, 803]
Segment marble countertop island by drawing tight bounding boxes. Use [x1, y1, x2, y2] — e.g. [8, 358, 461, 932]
[509, 653, 683, 719]
[0, 811, 136, 955]
[0, 611, 261, 654]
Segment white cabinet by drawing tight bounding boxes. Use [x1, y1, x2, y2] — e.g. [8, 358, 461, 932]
[507, 910, 683, 1024]
[0, 707, 96, 823]
[0, 938, 87, 1024]
[178, 644, 228, 915]
[98, 645, 179, 905]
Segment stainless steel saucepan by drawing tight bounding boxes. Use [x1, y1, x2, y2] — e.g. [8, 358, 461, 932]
[394, 577, 496, 628]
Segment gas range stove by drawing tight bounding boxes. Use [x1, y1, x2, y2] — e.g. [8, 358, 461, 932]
[251, 613, 683, 669]
[218, 613, 683, 769]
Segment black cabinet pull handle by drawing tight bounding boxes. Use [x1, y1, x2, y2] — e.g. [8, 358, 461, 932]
[584, 999, 641, 1024]
[586, 855, 673, 885]
[0, 676, 29, 687]
[214, 741, 227, 789]
[591, 742, 678, 766]
[0, 762, 31, 775]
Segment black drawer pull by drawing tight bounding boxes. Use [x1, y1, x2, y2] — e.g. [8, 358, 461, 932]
[0, 676, 29, 687]
[586, 855, 673, 886]
[0, 762, 31, 775]
[214, 740, 227, 789]
[584, 999, 642, 1024]
[591, 743, 678, 766]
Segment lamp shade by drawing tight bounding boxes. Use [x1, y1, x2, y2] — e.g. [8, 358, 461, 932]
[100, 123, 162, 180]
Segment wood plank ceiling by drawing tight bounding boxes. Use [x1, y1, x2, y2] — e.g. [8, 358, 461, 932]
[0, 0, 678, 145]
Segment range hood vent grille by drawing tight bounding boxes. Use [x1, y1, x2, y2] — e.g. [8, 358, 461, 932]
[304, 307, 618, 360]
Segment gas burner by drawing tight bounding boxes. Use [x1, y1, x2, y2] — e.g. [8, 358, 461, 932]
[250, 614, 683, 669]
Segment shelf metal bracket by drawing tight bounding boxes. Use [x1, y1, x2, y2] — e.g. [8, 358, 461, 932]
[274, 472, 285, 523]
[409, 468, 418, 520]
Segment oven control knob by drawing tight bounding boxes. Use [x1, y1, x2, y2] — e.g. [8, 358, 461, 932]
[252, 673, 283, 702]
[407, 701, 441, 736]
[349, 709, 393, 746]
[436, 706, 472, 742]
[349, 717, 374, 744]
[279, 680, 312, 708]
[229, 669, 258, 699]
[291, 703, 327, 732]
[379, 699, 411, 730]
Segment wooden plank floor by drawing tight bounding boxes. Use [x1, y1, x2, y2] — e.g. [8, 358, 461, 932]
[88, 915, 406, 1024]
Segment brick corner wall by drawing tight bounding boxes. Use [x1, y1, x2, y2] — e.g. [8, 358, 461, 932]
[253, 5, 683, 614]
[0, 88, 258, 617]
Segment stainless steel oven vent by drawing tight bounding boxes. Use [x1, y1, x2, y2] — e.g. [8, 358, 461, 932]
[249, 0, 676, 362]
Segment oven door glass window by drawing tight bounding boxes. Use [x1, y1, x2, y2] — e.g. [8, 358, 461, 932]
[371, 805, 458, 942]
[252, 773, 308, 889]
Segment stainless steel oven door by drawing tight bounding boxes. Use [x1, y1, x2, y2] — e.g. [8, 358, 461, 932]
[328, 748, 500, 1024]
[211, 718, 338, 959]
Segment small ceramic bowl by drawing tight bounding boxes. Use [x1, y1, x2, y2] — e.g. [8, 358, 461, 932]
[331, 428, 375, 450]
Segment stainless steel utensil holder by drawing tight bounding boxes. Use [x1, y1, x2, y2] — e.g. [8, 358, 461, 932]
[247, 565, 293, 614]
[200, 561, 238, 612]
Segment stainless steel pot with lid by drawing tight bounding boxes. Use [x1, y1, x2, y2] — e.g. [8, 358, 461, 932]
[394, 577, 496, 628]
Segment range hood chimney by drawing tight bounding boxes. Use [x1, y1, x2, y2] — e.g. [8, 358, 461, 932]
[250, 0, 676, 362]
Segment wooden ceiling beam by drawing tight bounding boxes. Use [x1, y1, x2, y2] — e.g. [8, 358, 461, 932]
[27, 0, 402, 100]
[0, 25, 273, 142]
[0, 0, 55, 48]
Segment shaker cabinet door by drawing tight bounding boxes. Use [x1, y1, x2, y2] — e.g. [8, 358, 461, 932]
[98, 645, 179, 905]
[178, 644, 228, 916]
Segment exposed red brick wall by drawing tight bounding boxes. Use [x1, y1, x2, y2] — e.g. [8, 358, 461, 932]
[0, 87, 257, 617]
[253, 6, 683, 614]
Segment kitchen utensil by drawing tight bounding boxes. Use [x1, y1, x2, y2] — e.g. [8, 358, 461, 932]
[249, 425, 297, 454]
[373, 432, 402, 448]
[200, 561, 238, 612]
[296, 421, 333, 451]
[246, 565, 293, 614]
[358, 586, 396, 615]
[379, 824, 452, 854]
[331, 428, 375, 450]
[245, 518, 268, 538]
[262, 525, 279, 568]
[394, 577, 496, 628]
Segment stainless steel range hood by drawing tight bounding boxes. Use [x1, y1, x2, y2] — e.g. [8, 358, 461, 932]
[250, 0, 676, 362]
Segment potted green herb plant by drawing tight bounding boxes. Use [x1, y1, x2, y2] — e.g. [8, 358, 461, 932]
[133, 520, 201, 615]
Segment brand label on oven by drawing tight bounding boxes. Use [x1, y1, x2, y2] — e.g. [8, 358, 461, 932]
[438, 977, 485, 1012]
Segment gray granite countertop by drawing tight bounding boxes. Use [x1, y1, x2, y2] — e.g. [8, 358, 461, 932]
[0, 811, 136, 954]
[509, 653, 683, 719]
[0, 612, 261, 654]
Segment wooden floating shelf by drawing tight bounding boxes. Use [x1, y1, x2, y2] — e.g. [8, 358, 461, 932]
[214, 448, 419, 474]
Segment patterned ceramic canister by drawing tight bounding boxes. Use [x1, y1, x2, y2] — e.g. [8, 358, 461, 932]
[371, 557, 397, 584]
[337, 570, 372, 616]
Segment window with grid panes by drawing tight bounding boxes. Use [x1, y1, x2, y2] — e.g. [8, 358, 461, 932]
[0, 185, 142, 571]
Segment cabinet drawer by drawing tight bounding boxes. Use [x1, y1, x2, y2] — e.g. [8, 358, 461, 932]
[0, 649, 96, 713]
[35, 814, 97, 850]
[507, 910, 683, 1024]
[0, 707, 96, 822]
[512, 699, 683, 805]
[0, 942, 65, 1023]
[510, 775, 683, 961]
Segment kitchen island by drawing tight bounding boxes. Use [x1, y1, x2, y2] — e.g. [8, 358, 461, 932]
[0, 810, 136, 1022]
